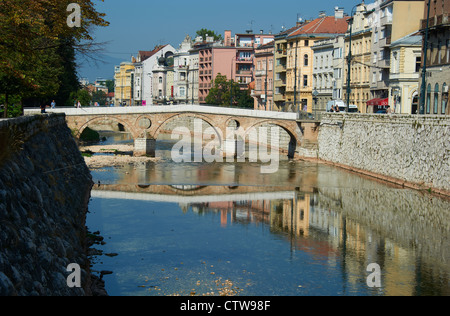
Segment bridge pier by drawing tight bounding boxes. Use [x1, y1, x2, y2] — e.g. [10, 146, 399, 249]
[134, 138, 156, 157]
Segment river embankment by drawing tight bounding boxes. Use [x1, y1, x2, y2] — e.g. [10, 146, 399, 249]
[0, 114, 99, 295]
[317, 113, 450, 197]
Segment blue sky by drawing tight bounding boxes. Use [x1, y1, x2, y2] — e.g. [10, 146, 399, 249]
[79, 0, 360, 80]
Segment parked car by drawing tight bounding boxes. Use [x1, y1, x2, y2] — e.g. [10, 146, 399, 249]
[376, 109, 387, 114]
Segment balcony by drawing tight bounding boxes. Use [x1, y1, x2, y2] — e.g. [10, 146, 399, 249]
[255, 70, 268, 76]
[236, 70, 252, 75]
[380, 15, 392, 26]
[276, 49, 287, 57]
[421, 14, 449, 29]
[275, 79, 286, 87]
[379, 36, 391, 48]
[236, 57, 253, 63]
[377, 58, 391, 68]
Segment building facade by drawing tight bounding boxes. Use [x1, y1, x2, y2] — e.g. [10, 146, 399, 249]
[285, 8, 348, 113]
[173, 35, 194, 104]
[312, 35, 346, 113]
[389, 32, 422, 114]
[132, 45, 176, 106]
[114, 62, 135, 106]
[273, 25, 300, 111]
[418, 0, 449, 115]
[253, 41, 274, 110]
[369, 0, 425, 104]
[344, 2, 374, 113]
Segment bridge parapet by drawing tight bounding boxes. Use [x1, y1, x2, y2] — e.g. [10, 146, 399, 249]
[24, 106, 318, 159]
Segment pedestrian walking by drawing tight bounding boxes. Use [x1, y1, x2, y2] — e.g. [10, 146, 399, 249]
[77, 100, 81, 108]
[51, 100, 56, 109]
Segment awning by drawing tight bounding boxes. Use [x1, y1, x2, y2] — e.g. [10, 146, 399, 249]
[366, 98, 389, 106]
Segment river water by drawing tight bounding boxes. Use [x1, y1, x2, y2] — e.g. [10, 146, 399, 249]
[86, 132, 449, 296]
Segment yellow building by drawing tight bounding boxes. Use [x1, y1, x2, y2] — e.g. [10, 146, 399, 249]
[284, 10, 349, 113]
[114, 62, 135, 106]
[343, 3, 373, 113]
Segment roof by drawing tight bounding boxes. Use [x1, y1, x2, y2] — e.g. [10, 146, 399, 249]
[287, 16, 350, 38]
[138, 45, 168, 62]
[390, 31, 422, 47]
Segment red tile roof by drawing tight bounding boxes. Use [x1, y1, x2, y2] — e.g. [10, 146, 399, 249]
[288, 16, 350, 37]
[138, 45, 168, 61]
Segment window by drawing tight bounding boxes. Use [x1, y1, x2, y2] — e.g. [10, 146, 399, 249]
[447, 40, 450, 63]
[303, 75, 308, 87]
[438, 41, 442, 64]
[442, 83, 448, 115]
[159, 76, 163, 84]
[304, 40, 309, 47]
[415, 56, 422, 73]
[426, 84, 431, 114]
[434, 83, 439, 114]
[304, 54, 309, 66]
[179, 87, 185, 97]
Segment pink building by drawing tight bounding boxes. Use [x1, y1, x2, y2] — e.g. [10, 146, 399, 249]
[253, 41, 274, 110]
[195, 30, 274, 104]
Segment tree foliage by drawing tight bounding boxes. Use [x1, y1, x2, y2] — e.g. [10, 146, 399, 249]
[0, 0, 109, 116]
[205, 73, 254, 108]
[195, 28, 223, 42]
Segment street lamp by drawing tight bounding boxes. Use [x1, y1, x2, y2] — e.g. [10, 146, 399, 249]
[346, 4, 373, 113]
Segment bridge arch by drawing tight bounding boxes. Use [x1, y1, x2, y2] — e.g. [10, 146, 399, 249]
[243, 120, 301, 158]
[152, 113, 223, 144]
[75, 116, 140, 140]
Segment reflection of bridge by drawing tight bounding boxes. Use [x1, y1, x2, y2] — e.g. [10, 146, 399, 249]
[91, 184, 297, 203]
[25, 105, 319, 158]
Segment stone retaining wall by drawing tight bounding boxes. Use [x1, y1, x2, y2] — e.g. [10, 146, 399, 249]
[318, 113, 449, 195]
[0, 114, 94, 295]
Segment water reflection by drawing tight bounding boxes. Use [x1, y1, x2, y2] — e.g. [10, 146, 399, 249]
[87, 133, 449, 296]
[89, 171, 449, 296]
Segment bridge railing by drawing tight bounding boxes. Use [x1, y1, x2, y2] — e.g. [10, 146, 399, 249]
[24, 104, 299, 121]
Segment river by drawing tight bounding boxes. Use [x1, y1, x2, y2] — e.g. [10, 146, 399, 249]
[85, 131, 449, 296]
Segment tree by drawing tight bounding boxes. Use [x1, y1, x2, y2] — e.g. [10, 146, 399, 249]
[105, 80, 114, 93]
[69, 89, 91, 107]
[205, 73, 253, 108]
[92, 90, 107, 105]
[195, 29, 223, 42]
[0, 0, 109, 117]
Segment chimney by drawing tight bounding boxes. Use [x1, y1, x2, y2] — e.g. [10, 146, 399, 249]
[224, 30, 232, 47]
[319, 11, 326, 18]
[335, 6, 344, 19]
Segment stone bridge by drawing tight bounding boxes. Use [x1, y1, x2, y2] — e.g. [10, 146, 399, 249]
[25, 105, 319, 158]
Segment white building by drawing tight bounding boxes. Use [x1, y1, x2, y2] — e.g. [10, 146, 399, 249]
[173, 35, 194, 104]
[312, 34, 346, 112]
[389, 32, 422, 114]
[133, 44, 176, 105]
